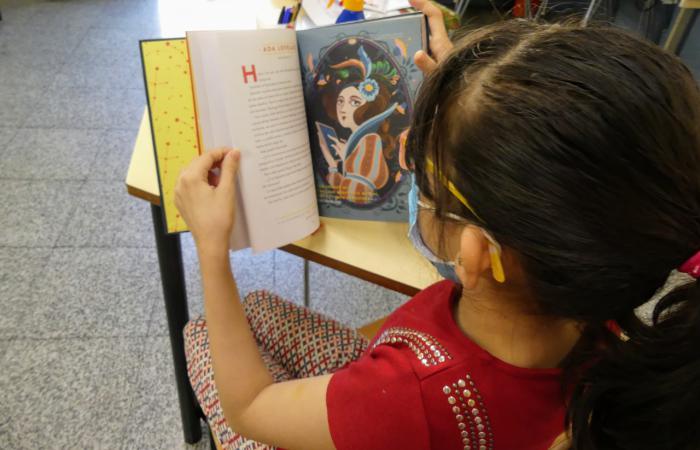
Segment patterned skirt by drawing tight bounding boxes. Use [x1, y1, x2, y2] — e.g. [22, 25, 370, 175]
[183, 290, 370, 450]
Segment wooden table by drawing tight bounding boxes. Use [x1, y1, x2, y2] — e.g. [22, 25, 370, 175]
[126, 111, 440, 444]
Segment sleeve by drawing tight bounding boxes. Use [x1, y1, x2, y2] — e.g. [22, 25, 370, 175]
[326, 345, 430, 450]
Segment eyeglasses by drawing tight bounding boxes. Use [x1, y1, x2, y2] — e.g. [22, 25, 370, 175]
[424, 158, 506, 283]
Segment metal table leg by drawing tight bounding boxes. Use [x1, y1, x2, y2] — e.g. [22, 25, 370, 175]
[151, 204, 202, 444]
[303, 258, 310, 308]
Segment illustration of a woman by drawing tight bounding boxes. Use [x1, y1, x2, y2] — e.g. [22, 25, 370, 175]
[315, 45, 409, 205]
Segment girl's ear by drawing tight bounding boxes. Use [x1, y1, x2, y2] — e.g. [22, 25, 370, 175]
[455, 226, 492, 289]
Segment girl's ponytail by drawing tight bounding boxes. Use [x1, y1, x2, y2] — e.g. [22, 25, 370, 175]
[567, 274, 700, 450]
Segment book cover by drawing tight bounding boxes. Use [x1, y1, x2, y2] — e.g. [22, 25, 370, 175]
[297, 13, 425, 222]
[139, 38, 201, 234]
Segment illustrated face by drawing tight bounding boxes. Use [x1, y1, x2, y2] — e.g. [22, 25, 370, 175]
[336, 86, 367, 129]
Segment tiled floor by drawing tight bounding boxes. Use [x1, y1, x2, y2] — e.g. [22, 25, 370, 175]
[0, 0, 697, 449]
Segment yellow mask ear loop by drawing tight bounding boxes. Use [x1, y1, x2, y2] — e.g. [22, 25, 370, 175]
[483, 232, 506, 283]
[425, 158, 506, 283]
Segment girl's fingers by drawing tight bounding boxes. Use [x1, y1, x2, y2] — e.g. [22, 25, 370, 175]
[191, 148, 229, 180]
[410, 0, 449, 45]
[218, 149, 241, 194]
[415, 50, 438, 74]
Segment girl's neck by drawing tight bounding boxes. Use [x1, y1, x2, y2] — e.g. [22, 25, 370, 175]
[453, 285, 582, 369]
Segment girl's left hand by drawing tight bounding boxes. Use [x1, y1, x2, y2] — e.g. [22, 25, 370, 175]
[174, 148, 240, 254]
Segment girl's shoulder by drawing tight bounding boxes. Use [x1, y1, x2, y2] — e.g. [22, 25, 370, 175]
[369, 280, 565, 381]
[326, 280, 567, 450]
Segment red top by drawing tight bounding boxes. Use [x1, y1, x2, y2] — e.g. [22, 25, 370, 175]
[326, 280, 567, 450]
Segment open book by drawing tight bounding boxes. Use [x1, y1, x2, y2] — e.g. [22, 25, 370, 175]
[186, 14, 426, 252]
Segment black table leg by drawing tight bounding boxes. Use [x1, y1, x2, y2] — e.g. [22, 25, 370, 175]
[151, 204, 202, 444]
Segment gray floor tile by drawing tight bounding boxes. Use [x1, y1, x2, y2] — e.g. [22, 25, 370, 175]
[53, 56, 146, 90]
[65, 42, 141, 75]
[75, 25, 160, 52]
[0, 336, 143, 449]
[0, 247, 52, 339]
[23, 86, 145, 130]
[0, 53, 59, 88]
[0, 22, 85, 68]
[0, 18, 76, 87]
[95, 0, 162, 32]
[120, 336, 209, 450]
[58, 26, 157, 91]
[272, 249, 306, 305]
[90, 128, 140, 182]
[0, 127, 17, 150]
[232, 248, 276, 298]
[148, 236, 275, 336]
[0, 0, 43, 25]
[0, 19, 75, 83]
[24, 0, 109, 30]
[0, 340, 8, 363]
[56, 181, 154, 248]
[0, 180, 81, 247]
[0, 84, 44, 127]
[0, 128, 102, 180]
[21, 247, 161, 339]
[308, 262, 409, 329]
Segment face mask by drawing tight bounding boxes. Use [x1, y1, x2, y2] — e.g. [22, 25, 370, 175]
[407, 173, 461, 284]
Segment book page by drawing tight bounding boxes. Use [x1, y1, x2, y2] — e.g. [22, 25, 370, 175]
[189, 29, 319, 253]
[188, 32, 251, 251]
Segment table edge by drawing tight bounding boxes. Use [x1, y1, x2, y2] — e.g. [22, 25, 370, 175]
[127, 183, 161, 206]
[279, 244, 421, 297]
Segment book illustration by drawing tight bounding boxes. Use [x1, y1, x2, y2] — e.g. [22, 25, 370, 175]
[140, 38, 201, 234]
[307, 40, 411, 211]
[298, 15, 424, 221]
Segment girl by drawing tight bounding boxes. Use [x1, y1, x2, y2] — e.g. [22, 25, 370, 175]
[174, 1, 700, 449]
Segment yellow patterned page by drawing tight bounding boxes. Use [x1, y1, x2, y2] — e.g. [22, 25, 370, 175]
[140, 39, 200, 233]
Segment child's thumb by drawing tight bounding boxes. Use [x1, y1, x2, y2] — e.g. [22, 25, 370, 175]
[219, 149, 240, 193]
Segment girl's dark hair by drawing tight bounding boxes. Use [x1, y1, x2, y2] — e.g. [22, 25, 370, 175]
[407, 20, 700, 449]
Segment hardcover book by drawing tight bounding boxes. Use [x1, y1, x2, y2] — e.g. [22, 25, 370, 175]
[142, 13, 425, 251]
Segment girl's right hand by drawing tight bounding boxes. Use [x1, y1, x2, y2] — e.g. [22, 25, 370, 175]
[409, 0, 454, 74]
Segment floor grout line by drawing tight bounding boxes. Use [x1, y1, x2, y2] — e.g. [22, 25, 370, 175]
[0, 334, 149, 343]
[50, 177, 89, 249]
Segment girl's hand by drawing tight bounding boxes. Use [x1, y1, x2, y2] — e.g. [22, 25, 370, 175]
[175, 148, 241, 255]
[409, 0, 454, 73]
